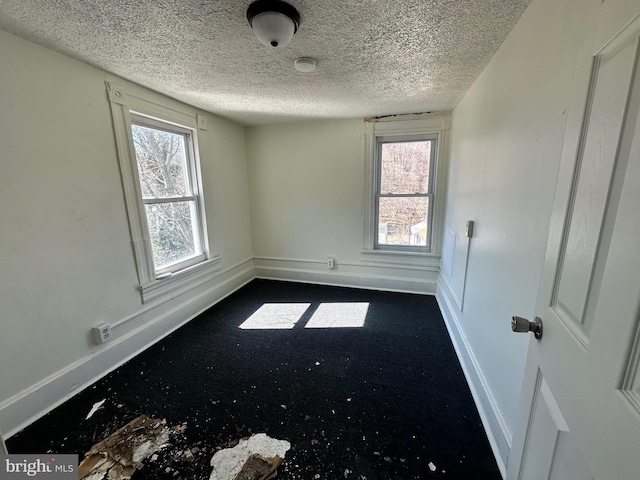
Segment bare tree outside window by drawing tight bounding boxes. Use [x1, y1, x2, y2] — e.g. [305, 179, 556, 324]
[377, 140, 432, 247]
[131, 123, 201, 270]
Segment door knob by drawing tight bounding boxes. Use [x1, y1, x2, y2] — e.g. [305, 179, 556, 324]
[511, 316, 543, 340]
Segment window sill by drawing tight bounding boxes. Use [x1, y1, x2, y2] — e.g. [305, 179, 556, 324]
[139, 255, 222, 304]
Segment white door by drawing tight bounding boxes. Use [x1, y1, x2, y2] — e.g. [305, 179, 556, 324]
[506, 2, 640, 479]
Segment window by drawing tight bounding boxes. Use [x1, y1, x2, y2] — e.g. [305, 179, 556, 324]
[375, 135, 436, 251]
[363, 116, 449, 256]
[130, 116, 205, 274]
[107, 82, 220, 304]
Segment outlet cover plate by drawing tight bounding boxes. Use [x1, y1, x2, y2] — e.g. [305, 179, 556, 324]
[92, 323, 112, 344]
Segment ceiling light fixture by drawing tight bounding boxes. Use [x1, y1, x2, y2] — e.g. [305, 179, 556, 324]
[246, 0, 301, 48]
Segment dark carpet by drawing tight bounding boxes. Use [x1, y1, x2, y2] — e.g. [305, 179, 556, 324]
[7, 279, 501, 479]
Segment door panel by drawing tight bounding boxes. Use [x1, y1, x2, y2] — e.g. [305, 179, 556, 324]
[553, 37, 638, 342]
[508, 3, 640, 479]
[547, 434, 592, 480]
[519, 372, 592, 480]
[519, 374, 569, 480]
[622, 315, 640, 412]
[581, 56, 640, 476]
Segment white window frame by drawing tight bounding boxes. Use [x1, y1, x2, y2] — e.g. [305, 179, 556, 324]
[107, 82, 220, 304]
[374, 133, 438, 253]
[130, 114, 207, 274]
[362, 115, 450, 257]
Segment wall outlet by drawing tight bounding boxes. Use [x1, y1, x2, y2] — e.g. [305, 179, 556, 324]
[92, 323, 112, 344]
[327, 256, 335, 269]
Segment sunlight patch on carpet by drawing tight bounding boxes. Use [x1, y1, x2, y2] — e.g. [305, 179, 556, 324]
[304, 303, 369, 329]
[239, 303, 311, 330]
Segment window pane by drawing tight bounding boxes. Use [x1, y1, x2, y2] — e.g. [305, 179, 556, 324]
[132, 124, 189, 198]
[145, 201, 198, 269]
[378, 196, 429, 246]
[380, 141, 431, 194]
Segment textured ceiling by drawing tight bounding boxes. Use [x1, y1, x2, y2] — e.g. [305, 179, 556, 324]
[0, 0, 531, 125]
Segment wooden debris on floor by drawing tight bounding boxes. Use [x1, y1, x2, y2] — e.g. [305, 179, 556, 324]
[77, 415, 170, 480]
[210, 433, 290, 480]
[234, 454, 282, 480]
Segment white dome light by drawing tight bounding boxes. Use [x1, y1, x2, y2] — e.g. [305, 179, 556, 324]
[247, 0, 301, 48]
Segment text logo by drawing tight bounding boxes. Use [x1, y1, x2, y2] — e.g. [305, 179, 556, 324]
[0, 455, 77, 480]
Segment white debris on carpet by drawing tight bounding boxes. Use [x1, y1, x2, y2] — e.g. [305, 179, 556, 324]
[85, 399, 106, 420]
[210, 433, 291, 480]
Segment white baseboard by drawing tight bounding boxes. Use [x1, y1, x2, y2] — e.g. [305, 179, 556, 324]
[254, 256, 438, 294]
[0, 260, 255, 439]
[436, 280, 511, 478]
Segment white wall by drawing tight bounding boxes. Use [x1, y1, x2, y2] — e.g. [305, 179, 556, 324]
[436, 0, 597, 473]
[0, 29, 254, 436]
[246, 119, 443, 293]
